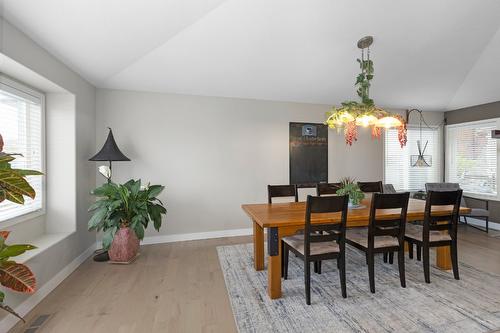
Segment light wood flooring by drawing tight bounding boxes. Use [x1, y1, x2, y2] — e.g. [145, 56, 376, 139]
[10, 225, 500, 333]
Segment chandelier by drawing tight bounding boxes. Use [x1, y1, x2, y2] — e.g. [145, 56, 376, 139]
[325, 36, 407, 147]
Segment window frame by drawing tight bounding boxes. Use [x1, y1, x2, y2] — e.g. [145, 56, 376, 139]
[383, 124, 443, 191]
[0, 75, 46, 227]
[445, 118, 499, 200]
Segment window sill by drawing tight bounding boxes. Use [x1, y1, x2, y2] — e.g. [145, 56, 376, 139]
[0, 209, 46, 229]
[14, 232, 74, 264]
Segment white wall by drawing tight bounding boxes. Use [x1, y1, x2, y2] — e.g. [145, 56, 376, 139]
[0, 16, 96, 324]
[97, 89, 443, 237]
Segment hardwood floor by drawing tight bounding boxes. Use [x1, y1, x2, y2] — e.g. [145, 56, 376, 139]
[10, 225, 500, 333]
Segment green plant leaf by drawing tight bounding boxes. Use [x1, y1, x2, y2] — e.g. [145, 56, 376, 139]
[0, 244, 36, 259]
[130, 180, 141, 196]
[148, 185, 164, 199]
[102, 226, 117, 250]
[87, 199, 106, 212]
[11, 169, 43, 176]
[5, 191, 24, 205]
[133, 223, 145, 240]
[0, 154, 15, 164]
[88, 207, 108, 230]
[92, 183, 118, 197]
[0, 170, 36, 199]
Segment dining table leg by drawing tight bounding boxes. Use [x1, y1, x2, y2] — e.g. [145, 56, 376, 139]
[267, 227, 282, 299]
[266, 226, 302, 299]
[436, 246, 452, 270]
[253, 220, 264, 271]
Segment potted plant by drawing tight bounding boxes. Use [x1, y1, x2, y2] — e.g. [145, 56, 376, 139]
[88, 179, 167, 263]
[0, 133, 41, 320]
[0, 231, 36, 321]
[336, 177, 365, 208]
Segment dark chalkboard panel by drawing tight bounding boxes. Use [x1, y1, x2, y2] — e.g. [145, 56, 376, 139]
[289, 122, 328, 188]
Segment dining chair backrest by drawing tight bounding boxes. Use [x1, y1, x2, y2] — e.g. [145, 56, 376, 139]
[316, 182, 342, 196]
[368, 192, 410, 245]
[268, 184, 298, 204]
[303, 195, 349, 257]
[358, 181, 383, 193]
[425, 183, 466, 207]
[382, 184, 397, 194]
[424, 190, 462, 240]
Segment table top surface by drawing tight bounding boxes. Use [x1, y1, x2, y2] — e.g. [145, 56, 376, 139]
[242, 197, 471, 228]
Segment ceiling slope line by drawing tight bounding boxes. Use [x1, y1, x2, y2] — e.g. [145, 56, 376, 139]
[98, 0, 232, 87]
[445, 24, 500, 111]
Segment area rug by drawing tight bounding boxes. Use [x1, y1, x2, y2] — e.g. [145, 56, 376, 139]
[217, 243, 500, 333]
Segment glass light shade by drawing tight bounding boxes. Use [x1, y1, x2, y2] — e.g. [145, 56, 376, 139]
[375, 116, 402, 128]
[355, 115, 378, 127]
[337, 111, 355, 124]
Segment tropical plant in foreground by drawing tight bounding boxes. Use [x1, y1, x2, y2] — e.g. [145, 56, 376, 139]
[0, 133, 40, 320]
[0, 134, 44, 204]
[336, 177, 365, 206]
[0, 231, 36, 321]
[88, 179, 167, 249]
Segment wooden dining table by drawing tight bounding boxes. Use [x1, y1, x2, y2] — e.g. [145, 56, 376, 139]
[242, 196, 471, 300]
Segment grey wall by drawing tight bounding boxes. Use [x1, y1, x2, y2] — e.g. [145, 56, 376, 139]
[445, 101, 500, 224]
[445, 101, 500, 125]
[96, 89, 443, 237]
[0, 16, 96, 318]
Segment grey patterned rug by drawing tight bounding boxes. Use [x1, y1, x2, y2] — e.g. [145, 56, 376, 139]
[217, 243, 500, 333]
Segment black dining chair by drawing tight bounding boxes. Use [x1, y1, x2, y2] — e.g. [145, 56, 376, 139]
[281, 195, 349, 305]
[267, 184, 298, 204]
[425, 182, 489, 233]
[358, 181, 383, 193]
[346, 192, 410, 293]
[316, 182, 342, 196]
[405, 190, 462, 283]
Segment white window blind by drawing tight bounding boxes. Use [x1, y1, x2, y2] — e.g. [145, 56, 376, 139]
[384, 126, 442, 191]
[0, 78, 44, 222]
[445, 120, 497, 196]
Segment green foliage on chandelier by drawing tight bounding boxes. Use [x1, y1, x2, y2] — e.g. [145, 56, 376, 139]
[325, 102, 386, 129]
[356, 58, 374, 106]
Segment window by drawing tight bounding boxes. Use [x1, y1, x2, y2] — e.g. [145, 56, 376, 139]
[384, 126, 442, 191]
[446, 120, 497, 197]
[0, 76, 44, 222]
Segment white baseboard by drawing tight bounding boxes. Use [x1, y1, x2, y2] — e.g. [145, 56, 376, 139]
[141, 228, 253, 245]
[0, 242, 97, 332]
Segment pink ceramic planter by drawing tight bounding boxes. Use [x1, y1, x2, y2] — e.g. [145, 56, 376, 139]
[108, 227, 139, 262]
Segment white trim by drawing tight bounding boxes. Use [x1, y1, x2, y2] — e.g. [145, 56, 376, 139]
[0, 242, 97, 332]
[141, 228, 253, 245]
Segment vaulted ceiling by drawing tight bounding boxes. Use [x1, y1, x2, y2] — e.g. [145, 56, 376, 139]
[1, 0, 500, 111]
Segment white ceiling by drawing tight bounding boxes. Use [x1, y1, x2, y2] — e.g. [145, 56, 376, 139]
[1, 0, 500, 111]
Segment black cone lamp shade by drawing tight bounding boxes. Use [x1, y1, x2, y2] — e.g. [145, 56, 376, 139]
[90, 128, 130, 182]
[90, 128, 130, 162]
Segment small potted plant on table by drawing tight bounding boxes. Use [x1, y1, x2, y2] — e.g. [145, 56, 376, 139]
[88, 179, 167, 263]
[336, 177, 365, 208]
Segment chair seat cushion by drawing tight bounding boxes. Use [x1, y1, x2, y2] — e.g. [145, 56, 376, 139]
[462, 208, 489, 218]
[282, 234, 340, 256]
[346, 228, 399, 249]
[405, 224, 452, 242]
